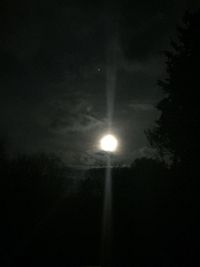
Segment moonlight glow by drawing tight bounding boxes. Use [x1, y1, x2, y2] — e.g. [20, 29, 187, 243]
[100, 134, 118, 152]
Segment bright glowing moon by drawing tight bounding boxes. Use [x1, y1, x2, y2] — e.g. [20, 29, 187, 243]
[100, 134, 118, 152]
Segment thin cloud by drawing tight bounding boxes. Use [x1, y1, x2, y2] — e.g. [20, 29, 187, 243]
[128, 103, 156, 112]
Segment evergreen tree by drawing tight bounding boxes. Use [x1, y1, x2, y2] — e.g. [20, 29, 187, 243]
[147, 9, 200, 166]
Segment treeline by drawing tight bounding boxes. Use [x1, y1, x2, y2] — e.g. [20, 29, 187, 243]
[1, 149, 197, 266]
[0, 146, 73, 266]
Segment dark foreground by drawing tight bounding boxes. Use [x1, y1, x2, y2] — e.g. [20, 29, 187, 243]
[0, 154, 199, 266]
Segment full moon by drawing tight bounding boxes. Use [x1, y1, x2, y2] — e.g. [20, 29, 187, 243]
[100, 134, 118, 152]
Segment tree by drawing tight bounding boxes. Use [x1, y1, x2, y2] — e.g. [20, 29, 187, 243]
[147, 9, 200, 166]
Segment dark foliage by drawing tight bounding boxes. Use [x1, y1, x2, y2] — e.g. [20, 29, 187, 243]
[0, 148, 72, 266]
[147, 9, 200, 166]
[0, 142, 199, 266]
[145, 9, 200, 267]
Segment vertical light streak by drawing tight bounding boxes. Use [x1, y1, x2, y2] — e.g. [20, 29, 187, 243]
[102, 154, 112, 266]
[106, 33, 118, 131]
[101, 13, 119, 266]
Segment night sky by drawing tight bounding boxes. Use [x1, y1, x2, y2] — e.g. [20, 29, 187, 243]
[1, 0, 200, 166]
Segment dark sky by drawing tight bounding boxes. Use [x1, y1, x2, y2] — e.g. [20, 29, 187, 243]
[0, 0, 199, 166]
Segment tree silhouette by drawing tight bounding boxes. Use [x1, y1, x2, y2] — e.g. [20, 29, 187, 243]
[147, 9, 200, 167]
[146, 12, 200, 265]
[0, 148, 73, 266]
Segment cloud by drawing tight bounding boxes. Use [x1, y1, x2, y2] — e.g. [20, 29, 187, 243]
[131, 146, 157, 160]
[128, 103, 156, 112]
[50, 113, 104, 134]
[44, 91, 104, 134]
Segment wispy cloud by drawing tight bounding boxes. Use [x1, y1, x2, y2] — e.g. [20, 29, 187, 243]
[128, 103, 156, 111]
[47, 93, 104, 134]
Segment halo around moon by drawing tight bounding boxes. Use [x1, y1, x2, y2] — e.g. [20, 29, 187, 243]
[100, 134, 118, 152]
